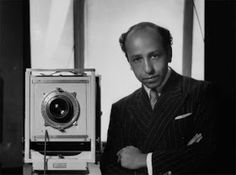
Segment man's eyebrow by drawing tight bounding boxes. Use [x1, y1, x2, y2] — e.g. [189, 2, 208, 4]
[150, 50, 161, 54]
[149, 49, 163, 55]
[130, 54, 142, 59]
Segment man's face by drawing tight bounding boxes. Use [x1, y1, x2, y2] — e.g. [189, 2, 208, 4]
[125, 28, 171, 89]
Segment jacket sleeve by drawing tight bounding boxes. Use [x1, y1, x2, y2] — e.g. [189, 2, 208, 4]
[100, 104, 133, 174]
[151, 83, 217, 174]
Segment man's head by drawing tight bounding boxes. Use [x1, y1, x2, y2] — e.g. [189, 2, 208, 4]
[119, 22, 173, 89]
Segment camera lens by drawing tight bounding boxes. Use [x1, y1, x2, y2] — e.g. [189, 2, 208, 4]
[48, 96, 73, 123]
[41, 89, 80, 130]
[50, 98, 69, 118]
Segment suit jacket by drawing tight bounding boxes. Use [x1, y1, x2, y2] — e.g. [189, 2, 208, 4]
[100, 70, 217, 175]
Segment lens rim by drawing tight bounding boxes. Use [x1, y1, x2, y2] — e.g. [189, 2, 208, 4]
[41, 89, 80, 130]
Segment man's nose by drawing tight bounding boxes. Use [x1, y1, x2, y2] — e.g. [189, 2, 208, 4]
[144, 59, 154, 74]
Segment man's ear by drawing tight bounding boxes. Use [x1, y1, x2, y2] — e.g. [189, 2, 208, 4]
[167, 47, 172, 63]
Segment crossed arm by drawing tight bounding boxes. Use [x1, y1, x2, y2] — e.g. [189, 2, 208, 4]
[101, 89, 216, 174]
[100, 104, 215, 175]
[116, 133, 203, 170]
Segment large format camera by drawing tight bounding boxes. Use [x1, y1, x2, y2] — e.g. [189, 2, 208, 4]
[24, 69, 101, 173]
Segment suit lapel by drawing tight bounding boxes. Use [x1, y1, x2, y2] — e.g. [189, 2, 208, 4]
[142, 71, 187, 151]
[128, 87, 153, 135]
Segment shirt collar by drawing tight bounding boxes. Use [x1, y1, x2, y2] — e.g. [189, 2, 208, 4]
[144, 67, 172, 98]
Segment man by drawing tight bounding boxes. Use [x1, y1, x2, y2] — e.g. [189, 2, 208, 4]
[100, 22, 216, 174]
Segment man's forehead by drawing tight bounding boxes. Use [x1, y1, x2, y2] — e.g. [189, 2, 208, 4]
[126, 27, 162, 44]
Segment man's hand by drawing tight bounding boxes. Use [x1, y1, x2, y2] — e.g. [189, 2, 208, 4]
[116, 146, 147, 169]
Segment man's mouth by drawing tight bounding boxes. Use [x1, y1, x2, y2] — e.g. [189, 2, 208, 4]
[143, 75, 160, 82]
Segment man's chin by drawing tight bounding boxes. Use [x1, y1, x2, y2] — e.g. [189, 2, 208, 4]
[144, 83, 161, 89]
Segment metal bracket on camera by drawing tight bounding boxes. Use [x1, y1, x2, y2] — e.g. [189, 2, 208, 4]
[28, 68, 95, 77]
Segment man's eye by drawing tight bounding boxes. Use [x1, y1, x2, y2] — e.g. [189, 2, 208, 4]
[132, 57, 142, 62]
[151, 54, 160, 59]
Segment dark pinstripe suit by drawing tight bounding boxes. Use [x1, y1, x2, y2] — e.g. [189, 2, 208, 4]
[100, 70, 216, 175]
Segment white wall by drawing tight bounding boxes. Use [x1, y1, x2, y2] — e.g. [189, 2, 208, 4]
[192, 0, 205, 80]
[30, 0, 74, 68]
[84, 0, 185, 141]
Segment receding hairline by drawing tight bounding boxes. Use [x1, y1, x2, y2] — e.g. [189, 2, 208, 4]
[119, 22, 173, 60]
[125, 26, 163, 44]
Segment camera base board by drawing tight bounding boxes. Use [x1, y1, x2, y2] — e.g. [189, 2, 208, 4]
[23, 163, 100, 175]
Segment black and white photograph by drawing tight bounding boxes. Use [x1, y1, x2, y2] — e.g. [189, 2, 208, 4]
[0, 0, 235, 174]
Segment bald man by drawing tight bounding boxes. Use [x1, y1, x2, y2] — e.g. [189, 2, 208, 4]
[100, 22, 216, 175]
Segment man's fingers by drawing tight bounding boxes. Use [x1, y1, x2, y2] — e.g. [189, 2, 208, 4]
[116, 146, 142, 164]
[116, 148, 123, 162]
[117, 154, 121, 162]
[116, 146, 134, 156]
[116, 148, 123, 156]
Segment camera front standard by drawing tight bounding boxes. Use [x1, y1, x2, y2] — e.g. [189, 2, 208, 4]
[23, 69, 101, 173]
